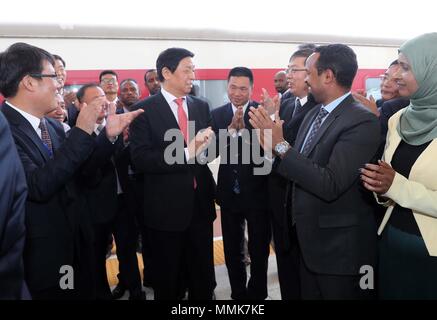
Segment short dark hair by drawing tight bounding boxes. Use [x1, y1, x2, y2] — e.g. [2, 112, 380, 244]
[53, 54, 66, 68]
[120, 78, 138, 88]
[0, 42, 55, 98]
[297, 43, 317, 51]
[144, 69, 156, 82]
[314, 44, 358, 89]
[227, 67, 254, 86]
[76, 83, 99, 103]
[156, 48, 194, 82]
[99, 70, 118, 82]
[290, 47, 316, 61]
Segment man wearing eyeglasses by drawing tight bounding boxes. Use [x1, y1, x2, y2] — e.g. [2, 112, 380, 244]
[0, 42, 143, 299]
[99, 70, 119, 104]
[266, 46, 320, 300]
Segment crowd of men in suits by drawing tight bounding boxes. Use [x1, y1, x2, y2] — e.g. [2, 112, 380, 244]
[0, 41, 409, 300]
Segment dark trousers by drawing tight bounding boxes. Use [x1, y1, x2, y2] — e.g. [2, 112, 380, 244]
[93, 222, 113, 300]
[271, 222, 300, 300]
[131, 176, 152, 286]
[221, 207, 271, 300]
[298, 247, 372, 300]
[147, 199, 215, 300]
[31, 230, 95, 300]
[112, 193, 142, 294]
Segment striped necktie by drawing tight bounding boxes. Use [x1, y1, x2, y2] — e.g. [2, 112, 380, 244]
[301, 107, 329, 154]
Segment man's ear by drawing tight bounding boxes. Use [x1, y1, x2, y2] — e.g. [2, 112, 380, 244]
[324, 69, 335, 85]
[162, 67, 172, 81]
[20, 75, 38, 93]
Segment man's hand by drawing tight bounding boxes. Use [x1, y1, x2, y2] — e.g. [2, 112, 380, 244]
[105, 102, 144, 139]
[260, 88, 280, 116]
[63, 91, 77, 108]
[75, 96, 107, 135]
[228, 106, 245, 132]
[248, 106, 284, 152]
[187, 127, 214, 159]
[352, 92, 379, 117]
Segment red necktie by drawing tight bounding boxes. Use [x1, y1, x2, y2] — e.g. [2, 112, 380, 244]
[175, 98, 188, 142]
[175, 98, 197, 189]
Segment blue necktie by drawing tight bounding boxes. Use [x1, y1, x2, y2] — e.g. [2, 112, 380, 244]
[39, 119, 53, 157]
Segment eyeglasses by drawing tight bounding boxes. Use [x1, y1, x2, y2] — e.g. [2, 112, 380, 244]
[29, 73, 62, 82]
[285, 68, 307, 74]
[101, 78, 117, 84]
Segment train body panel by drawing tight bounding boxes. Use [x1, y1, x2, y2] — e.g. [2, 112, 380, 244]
[0, 24, 402, 104]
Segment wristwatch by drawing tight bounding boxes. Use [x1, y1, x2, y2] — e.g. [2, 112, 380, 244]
[274, 140, 291, 157]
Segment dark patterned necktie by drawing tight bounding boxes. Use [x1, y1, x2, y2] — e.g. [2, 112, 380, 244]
[291, 98, 302, 119]
[39, 118, 53, 157]
[301, 107, 329, 154]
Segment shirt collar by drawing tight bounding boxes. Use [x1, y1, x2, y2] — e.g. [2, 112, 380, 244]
[161, 87, 186, 106]
[5, 100, 41, 134]
[296, 95, 308, 107]
[323, 92, 351, 114]
[231, 101, 250, 115]
[94, 118, 106, 135]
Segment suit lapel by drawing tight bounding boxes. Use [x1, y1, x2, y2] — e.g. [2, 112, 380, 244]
[187, 95, 197, 122]
[244, 101, 257, 129]
[2, 103, 50, 162]
[302, 95, 354, 157]
[294, 107, 318, 152]
[225, 103, 234, 127]
[45, 118, 62, 152]
[156, 92, 180, 131]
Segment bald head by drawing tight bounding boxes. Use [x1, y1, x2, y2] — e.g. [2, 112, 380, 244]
[274, 71, 288, 94]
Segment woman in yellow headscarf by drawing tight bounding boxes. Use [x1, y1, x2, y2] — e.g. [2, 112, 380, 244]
[361, 33, 437, 299]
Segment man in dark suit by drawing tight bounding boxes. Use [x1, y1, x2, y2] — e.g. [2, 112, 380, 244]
[0, 43, 142, 299]
[250, 44, 380, 299]
[267, 47, 319, 300]
[211, 67, 270, 300]
[0, 111, 29, 300]
[73, 83, 139, 300]
[129, 47, 216, 300]
[108, 79, 145, 300]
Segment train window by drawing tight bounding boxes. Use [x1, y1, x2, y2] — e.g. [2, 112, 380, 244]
[365, 77, 382, 100]
[193, 80, 229, 110]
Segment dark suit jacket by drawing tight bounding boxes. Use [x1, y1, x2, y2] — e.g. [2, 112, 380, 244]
[78, 128, 123, 225]
[211, 101, 269, 211]
[1, 102, 96, 292]
[0, 111, 29, 299]
[269, 95, 319, 250]
[66, 103, 79, 128]
[277, 94, 380, 275]
[129, 93, 216, 231]
[281, 90, 295, 103]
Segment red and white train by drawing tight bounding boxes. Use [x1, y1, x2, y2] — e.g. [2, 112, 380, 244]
[0, 23, 404, 106]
